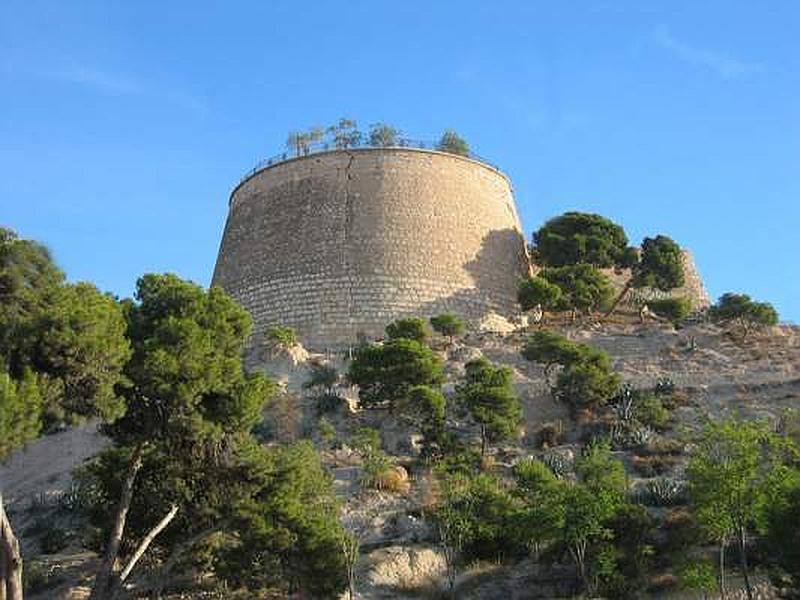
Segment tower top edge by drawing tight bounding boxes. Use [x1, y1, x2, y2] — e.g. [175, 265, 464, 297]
[228, 146, 512, 205]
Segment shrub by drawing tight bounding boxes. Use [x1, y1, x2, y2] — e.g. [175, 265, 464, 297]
[522, 330, 621, 410]
[429, 313, 466, 344]
[555, 353, 621, 411]
[385, 317, 429, 343]
[654, 377, 675, 396]
[639, 435, 684, 456]
[368, 122, 401, 147]
[350, 427, 396, 490]
[635, 477, 687, 507]
[517, 276, 562, 313]
[679, 560, 717, 598]
[437, 130, 469, 156]
[264, 325, 298, 348]
[318, 417, 337, 449]
[541, 450, 572, 478]
[709, 292, 779, 340]
[636, 393, 671, 431]
[347, 338, 444, 410]
[610, 423, 655, 450]
[647, 297, 692, 324]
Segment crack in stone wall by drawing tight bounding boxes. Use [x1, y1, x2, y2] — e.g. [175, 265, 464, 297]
[212, 148, 531, 350]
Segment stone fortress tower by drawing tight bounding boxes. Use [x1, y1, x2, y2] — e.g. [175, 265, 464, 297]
[212, 147, 530, 349]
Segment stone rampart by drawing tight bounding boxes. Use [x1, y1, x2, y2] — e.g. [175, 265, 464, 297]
[212, 148, 530, 349]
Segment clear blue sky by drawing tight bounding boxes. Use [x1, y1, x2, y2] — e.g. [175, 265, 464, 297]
[1, 2, 798, 322]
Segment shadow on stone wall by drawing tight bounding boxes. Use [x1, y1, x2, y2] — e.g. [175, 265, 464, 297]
[417, 227, 529, 326]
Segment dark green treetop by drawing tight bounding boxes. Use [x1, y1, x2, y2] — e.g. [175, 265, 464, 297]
[385, 316, 429, 343]
[532, 212, 632, 268]
[347, 338, 444, 410]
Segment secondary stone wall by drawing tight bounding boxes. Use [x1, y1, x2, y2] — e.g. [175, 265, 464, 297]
[601, 250, 711, 309]
[212, 148, 530, 350]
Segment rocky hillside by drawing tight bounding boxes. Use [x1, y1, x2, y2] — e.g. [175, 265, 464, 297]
[2, 315, 799, 599]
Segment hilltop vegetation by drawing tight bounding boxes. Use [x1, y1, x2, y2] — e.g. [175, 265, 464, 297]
[1, 213, 797, 600]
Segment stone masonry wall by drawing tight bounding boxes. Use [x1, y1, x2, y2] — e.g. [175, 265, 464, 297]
[212, 148, 530, 350]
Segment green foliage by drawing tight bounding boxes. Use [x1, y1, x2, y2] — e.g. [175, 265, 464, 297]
[1, 228, 130, 433]
[347, 338, 444, 410]
[636, 393, 671, 430]
[513, 458, 566, 553]
[327, 117, 362, 149]
[349, 427, 393, 488]
[0, 226, 65, 369]
[216, 441, 348, 597]
[456, 358, 522, 456]
[286, 126, 325, 156]
[33, 282, 131, 427]
[429, 313, 466, 343]
[562, 443, 628, 594]
[0, 367, 42, 458]
[436, 474, 523, 563]
[540, 264, 614, 314]
[521, 330, 585, 369]
[687, 417, 788, 593]
[532, 212, 631, 268]
[599, 503, 656, 599]
[385, 316, 429, 343]
[368, 122, 401, 147]
[404, 385, 447, 454]
[522, 330, 621, 410]
[554, 350, 621, 410]
[516, 276, 562, 312]
[317, 416, 337, 449]
[709, 292, 779, 339]
[109, 275, 273, 446]
[264, 325, 298, 349]
[680, 560, 717, 596]
[632, 235, 685, 291]
[647, 297, 692, 324]
[437, 130, 469, 156]
[762, 469, 800, 583]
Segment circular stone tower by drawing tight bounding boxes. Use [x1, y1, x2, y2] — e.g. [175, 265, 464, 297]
[212, 147, 529, 349]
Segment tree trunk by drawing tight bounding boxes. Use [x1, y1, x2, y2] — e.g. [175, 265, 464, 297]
[570, 542, 590, 595]
[605, 280, 632, 318]
[738, 526, 753, 600]
[0, 495, 23, 600]
[718, 539, 727, 600]
[90, 442, 146, 600]
[113, 503, 178, 596]
[480, 425, 487, 458]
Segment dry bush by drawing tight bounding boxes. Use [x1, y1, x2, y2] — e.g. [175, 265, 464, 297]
[535, 421, 565, 449]
[648, 572, 680, 593]
[374, 465, 411, 494]
[661, 389, 691, 410]
[632, 454, 680, 477]
[639, 435, 684, 456]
